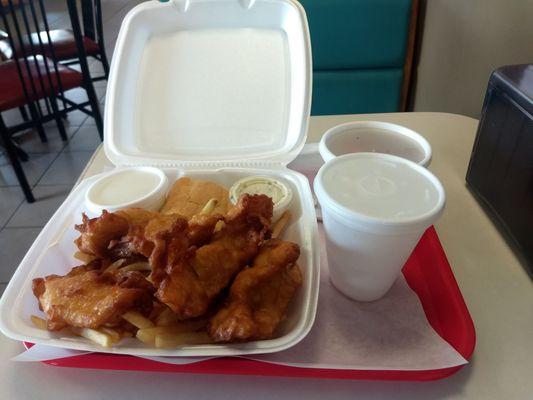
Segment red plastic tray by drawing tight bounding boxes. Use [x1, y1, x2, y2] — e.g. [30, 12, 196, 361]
[25, 226, 475, 381]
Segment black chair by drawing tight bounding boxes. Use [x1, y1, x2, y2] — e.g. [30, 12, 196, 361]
[0, 0, 109, 83]
[0, 0, 103, 202]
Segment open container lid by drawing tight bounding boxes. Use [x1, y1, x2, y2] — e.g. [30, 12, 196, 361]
[104, 0, 312, 167]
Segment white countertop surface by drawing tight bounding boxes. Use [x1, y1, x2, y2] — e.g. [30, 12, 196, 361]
[1, 112, 531, 399]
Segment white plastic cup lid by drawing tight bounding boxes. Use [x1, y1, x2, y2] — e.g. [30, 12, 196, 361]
[314, 153, 445, 234]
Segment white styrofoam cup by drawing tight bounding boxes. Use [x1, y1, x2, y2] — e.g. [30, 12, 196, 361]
[314, 153, 445, 301]
[319, 121, 432, 167]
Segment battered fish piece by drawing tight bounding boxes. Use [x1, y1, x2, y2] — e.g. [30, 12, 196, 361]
[208, 239, 301, 342]
[156, 194, 273, 319]
[161, 177, 231, 218]
[74, 211, 129, 258]
[75, 208, 157, 259]
[76, 208, 222, 262]
[32, 264, 153, 331]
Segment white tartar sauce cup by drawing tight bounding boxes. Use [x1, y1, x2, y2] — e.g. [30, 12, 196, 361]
[85, 167, 168, 215]
[229, 176, 292, 221]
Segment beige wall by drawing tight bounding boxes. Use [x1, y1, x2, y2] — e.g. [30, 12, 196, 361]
[413, 0, 533, 118]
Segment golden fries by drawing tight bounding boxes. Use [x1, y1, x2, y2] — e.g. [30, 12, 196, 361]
[155, 332, 212, 348]
[200, 198, 218, 215]
[105, 258, 126, 272]
[31, 315, 47, 330]
[155, 308, 179, 327]
[272, 211, 291, 239]
[99, 327, 121, 343]
[120, 262, 151, 272]
[122, 311, 154, 329]
[136, 320, 208, 345]
[73, 251, 97, 264]
[136, 327, 158, 345]
[72, 327, 113, 348]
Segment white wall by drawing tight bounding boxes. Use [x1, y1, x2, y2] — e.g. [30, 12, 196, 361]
[413, 0, 533, 118]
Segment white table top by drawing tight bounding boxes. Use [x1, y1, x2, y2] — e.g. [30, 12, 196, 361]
[1, 112, 531, 399]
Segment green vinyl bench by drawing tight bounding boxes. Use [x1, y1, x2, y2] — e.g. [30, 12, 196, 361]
[299, 0, 419, 115]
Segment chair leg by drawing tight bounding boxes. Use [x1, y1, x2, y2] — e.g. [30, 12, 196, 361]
[27, 101, 48, 143]
[0, 117, 35, 203]
[19, 106, 29, 122]
[85, 83, 103, 140]
[100, 49, 110, 79]
[12, 141, 29, 162]
[49, 96, 68, 142]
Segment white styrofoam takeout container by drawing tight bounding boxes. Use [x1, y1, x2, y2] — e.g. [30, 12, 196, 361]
[0, 0, 319, 357]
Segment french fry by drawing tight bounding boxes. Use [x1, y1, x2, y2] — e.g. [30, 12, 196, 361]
[105, 258, 126, 272]
[31, 315, 47, 330]
[155, 332, 212, 348]
[100, 327, 121, 343]
[156, 308, 179, 327]
[73, 251, 97, 264]
[214, 220, 225, 232]
[72, 327, 113, 348]
[200, 198, 218, 215]
[120, 262, 151, 272]
[272, 211, 291, 239]
[136, 328, 158, 345]
[137, 321, 208, 345]
[122, 311, 154, 329]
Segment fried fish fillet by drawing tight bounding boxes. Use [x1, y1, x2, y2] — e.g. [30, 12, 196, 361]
[155, 194, 273, 319]
[161, 177, 231, 218]
[208, 239, 301, 342]
[74, 208, 157, 259]
[32, 264, 153, 331]
[74, 211, 129, 258]
[75, 208, 223, 263]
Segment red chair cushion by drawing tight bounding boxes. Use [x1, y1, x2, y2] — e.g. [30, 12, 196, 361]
[0, 55, 83, 111]
[0, 29, 100, 61]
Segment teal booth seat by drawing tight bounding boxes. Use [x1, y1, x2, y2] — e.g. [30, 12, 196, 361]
[299, 0, 414, 115]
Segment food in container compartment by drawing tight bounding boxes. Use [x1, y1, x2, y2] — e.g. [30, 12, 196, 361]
[209, 238, 302, 342]
[160, 177, 231, 218]
[32, 262, 153, 331]
[154, 194, 274, 320]
[31, 178, 301, 348]
[229, 176, 293, 220]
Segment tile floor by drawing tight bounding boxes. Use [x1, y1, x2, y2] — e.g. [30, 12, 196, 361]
[0, 0, 146, 295]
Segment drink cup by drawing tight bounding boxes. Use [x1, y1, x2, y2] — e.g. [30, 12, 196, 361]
[319, 121, 432, 167]
[314, 153, 445, 301]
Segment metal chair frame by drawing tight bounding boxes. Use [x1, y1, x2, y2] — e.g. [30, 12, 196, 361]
[0, 0, 103, 202]
[61, 0, 109, 82]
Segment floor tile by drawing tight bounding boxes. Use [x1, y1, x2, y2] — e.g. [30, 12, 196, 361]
[89, 61, 106, 75]
[63, 126, 103, 152]
[63, 110, 89, 126]
[0, 152, 58, 187]
[13, 126, 77, 154]
[6, 185, 72, 228]
[93, 78, 108, 88]
[0, 187, 24, 228]
[64, 87, 88, 104]
[0, 227, 41, 282]
[95, 85, 107, 101]
[1, 108, 24, 128]
[38, 151, 93, 185]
